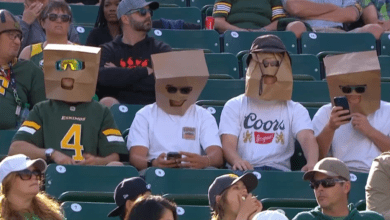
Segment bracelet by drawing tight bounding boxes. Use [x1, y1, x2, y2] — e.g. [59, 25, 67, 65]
[206, 155, 211, 167]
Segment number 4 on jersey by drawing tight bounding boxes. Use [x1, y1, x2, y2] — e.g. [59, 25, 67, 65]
[61, 124, 84, 161]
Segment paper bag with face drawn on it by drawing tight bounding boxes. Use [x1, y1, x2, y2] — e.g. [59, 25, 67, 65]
[324, 51, 381, 115]
[245, 52, 293, 101]
[43, 44, 101, 102]
[152, 50, 209, 116]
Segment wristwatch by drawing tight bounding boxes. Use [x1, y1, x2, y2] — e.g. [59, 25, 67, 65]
[147, 158, 156, 167]
[45, 148, 54, 162]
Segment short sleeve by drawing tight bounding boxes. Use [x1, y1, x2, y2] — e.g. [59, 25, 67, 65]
[212, 0, 233, 18]
[271, 0, 287, 21]
[12, 105, 44, 147]
[97, 107, 128, 157]
[312, 104, 332, 137]
[219, 97, 241, 137]
[291, 102, 313, 138]
[127, 108, 150, 150]
[199, 108, 222, 150]
[359, 0, 373, 8]
[343, 0, 358, 8]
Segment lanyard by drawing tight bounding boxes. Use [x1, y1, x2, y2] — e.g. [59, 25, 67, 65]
[5, 62, 22, 116]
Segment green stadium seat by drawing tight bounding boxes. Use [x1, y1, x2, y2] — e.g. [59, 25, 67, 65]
[0, 2, 23, 15]
[190, 0, 215, 9]
[150, 29, 220, 53]
[155, 0, 187, 7]
[62, 202, 119, 220]
[200, 105, 223, 124]
[205, 53, 240, 79]
[381, 82, 390, 102]
[176, 205, 212, 220]
[153, 7, 202, 25]
[223, 31, 298, 55]
[268, 207, 312, 219]
[380, 33, 390, 56]
[110, 104, 144, 133]
[45, 164, 139, 200]
[0, 130, 16, 159]
[379, 56, 390, 82]
[75, 26, 93, 45]
[198, 79, 245, 102]
[70, 5, 99, 27]
[349, 172, 369, 206]
[301, 32, 376, 56]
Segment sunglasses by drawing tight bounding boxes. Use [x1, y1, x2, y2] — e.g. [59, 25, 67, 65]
[16, 169, 42, 181]
[166, 85, 193, 94]
[47, 13, 71, 22]
[309, 178, 346, 189]
[56, 59, 85, 71]
[339, 85, 366, 94]
[126, 8, 153, 16]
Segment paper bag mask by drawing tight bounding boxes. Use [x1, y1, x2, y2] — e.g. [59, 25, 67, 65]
[245, 52, 293, 101]
[43, 44, 101, 102]
[152, 50, 209, 116]
[324, 51, 381, 115]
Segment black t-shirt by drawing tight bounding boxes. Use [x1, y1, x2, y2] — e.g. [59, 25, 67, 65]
[86, 26, 115, 47]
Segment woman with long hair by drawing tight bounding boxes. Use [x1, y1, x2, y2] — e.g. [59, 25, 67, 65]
[0, 154, 64, 220]
[19, 1, 74, 69]
[86, 0, 121, 47]
[126, 195, 177, 220]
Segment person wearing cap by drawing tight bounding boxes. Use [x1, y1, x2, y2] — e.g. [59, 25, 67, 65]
[293, 157, 384, 220]
[126, 195, 178, 220]
[97, 0, 171, 105]
[108, 177, 152, 219]
[365, 152, 390, 220]
[219, 35, 319, 173]
[0, 9, 46, 130]
[209, 173, 262, 220]
[0, 154, 64, 219]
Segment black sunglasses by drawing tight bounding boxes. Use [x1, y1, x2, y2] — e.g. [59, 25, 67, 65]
[166, 85, 193, 94]
[126, 8, 153, 16]
[339, 85, 366, 94]
[309, 178, 346, 189]
[47, 13, 71, 22]
[16, 169, 42, 181]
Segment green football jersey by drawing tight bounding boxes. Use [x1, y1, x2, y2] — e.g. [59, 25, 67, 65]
[0, 59, 46, 130]
[13, 100, 128, 160]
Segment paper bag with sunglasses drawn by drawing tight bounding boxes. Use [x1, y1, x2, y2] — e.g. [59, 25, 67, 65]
[245, 52, 293, 101]
[324, 50, 381, 115]
[152, 50, 209, 116]
[43, 44, 101, 102]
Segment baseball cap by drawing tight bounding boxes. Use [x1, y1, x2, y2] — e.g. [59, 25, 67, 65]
[117, 0, 159, 19]
[108, 177, 151, 217]
[208, 173, 258, 210]
[0, 154, 47, 183]
[303, 157, 350, 181]
[0, 10, 22, 35]
[246, 35, 290, 66]
[252, 210, 289, 220]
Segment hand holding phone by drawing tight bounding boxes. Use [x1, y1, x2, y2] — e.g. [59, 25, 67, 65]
[334, 96, 351, 122]
[166, 152, 182, 161]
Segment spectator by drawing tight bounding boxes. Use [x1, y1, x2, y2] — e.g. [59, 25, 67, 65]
[219, 35, 319, 174]
[65, 0, 100, 5]
[366, 152, 390, 220]
[97, 0, 171, 105]
[212, 0, 308, 38]
[293, 157, 384, 220]
[19, 1, 75, 69]
[128, 50, 223, 171]
[86, 0, 121, 47]
[0, 154, 64, 219]
[359, 0, 390, 32]
[9, 44, 128, 165]
[312, 51, 390, 173]
[108, 177, 152, 220]
[0, 9, 46, 130]
[283, 0, 384, 39]
[126, 195, 177, 220]
[16, 0, 80, 51]
[208, 173, 262, 220]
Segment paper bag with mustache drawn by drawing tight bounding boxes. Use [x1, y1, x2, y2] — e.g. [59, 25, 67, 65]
[245, 52, 293, 101]
[152, 50, 209, 116]
[324, 50, 381, 115]
[43, 44, 101, 102]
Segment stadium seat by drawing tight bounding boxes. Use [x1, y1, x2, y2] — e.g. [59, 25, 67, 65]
[154, 0, 187, 7]
[153, 7, 202, 25]
[110, 104, 144, 133]
[301, 32, 376, 56]
[379, 56, 390, 81]
[189, 0, 215, 9]
[70, 5, 99, 27]
[223, 31, 298, 55]
[0, 2, 23, 15]
[382, 82, 390, 102]
[349, 172, 369, 205]
[75, 26, 93, 45]
[149, 29, 220, 53]
[176, 205, 212, 220]
[0, 130, 16, 159]
[45, 164, 139, 200]
[198, 79, 245, 102]
[380, 33, 390, 56]
[200, 105, 223, 124]
[205, 53, 240, 79]
[62, 202, 119, 220]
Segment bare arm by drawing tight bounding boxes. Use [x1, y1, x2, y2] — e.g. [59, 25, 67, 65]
[19, 46, 31, 60]
[263, 20, 278, 31]
[221, 134, 253, 170]
[285, 0, 339, 18]
[9, 140, 45, 158]
[214, 17, 247, 34]
[362, 4, 380, 24]
[306, 6, 359, 23]
[205, 145, 224, 168]
[129, 146, 178, 170]
[296, 129, 319, 171]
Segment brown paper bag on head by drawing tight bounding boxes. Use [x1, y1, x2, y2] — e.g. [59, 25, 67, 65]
[43, 44, 101, 102]
[245, 52, 293, 101]
[152, 50, 209, 116]
[324, 51, 381, 115]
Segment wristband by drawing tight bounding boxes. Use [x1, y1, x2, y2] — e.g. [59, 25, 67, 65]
[147, 158, 156, 167]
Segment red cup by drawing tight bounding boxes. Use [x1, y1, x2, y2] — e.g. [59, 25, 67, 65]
[205, 16, 215, 30]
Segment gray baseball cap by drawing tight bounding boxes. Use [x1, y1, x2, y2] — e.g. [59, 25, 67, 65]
[303, 157, 350, 181]
[117, 0, 159, 19]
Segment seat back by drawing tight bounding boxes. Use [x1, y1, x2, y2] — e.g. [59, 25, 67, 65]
[205, 53, 240, 79]
[200, 105, 223, 125]
[70, 5, 99, 27]
[0, 130, 16, 157]
[0, 2, 23, 15]
[153, 7, 202, 25]
[110, 104, 144, 132]
[176, 205, 212, 220]
[75, 26, 93, 45]
[62, 202, 119, 220]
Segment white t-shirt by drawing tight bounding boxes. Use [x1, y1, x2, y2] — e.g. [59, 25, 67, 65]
[312, 101, 390, 173]
[127, 103, 222, 160]
[219, 94, 313, 171]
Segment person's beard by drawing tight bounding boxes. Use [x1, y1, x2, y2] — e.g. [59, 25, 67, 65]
[130, 17, 152, 32]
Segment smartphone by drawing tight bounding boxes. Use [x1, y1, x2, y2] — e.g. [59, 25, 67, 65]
[334, 96, 351, 121]
[167, 152, 182, 160]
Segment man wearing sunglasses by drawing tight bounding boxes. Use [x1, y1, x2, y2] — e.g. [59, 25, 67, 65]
[312, 51, 390, 173]
[293, 157, 384, 220]
[97, 0, 171, 106]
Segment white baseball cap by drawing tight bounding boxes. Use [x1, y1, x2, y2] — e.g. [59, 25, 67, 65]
[252, 210, 289, 220]
[0, 154, 47, 183]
